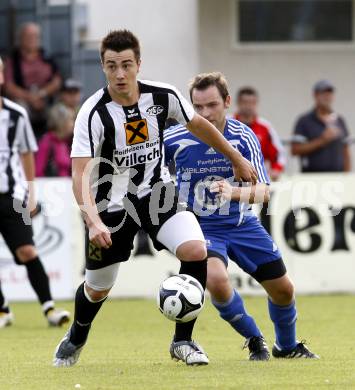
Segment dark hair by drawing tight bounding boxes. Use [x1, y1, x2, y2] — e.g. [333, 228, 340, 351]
[100, 30, 140, 62]
[189, 72, 229, 102]
[237, 87, 258, 100]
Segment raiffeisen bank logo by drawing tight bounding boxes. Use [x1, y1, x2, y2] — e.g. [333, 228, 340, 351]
[113, 139, 161, 168]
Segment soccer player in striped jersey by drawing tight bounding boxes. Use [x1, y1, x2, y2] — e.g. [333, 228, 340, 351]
[164, 72, 318, 360]
[0, 56, 70, 328]
[53, 30, 258, 367]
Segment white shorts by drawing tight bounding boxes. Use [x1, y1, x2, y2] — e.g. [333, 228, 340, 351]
[156, 210, 205, 255]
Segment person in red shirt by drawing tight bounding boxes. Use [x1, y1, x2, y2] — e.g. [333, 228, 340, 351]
[234, 87, 286, 181]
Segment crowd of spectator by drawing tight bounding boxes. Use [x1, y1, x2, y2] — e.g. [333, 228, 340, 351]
[233, 81, 351, 177]
[1, 22, 352, 179]
[1, 22, 82, 178]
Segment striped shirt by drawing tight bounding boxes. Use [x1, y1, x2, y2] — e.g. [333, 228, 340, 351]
[0, 98, 37, 202]
[164, 118, 269, 225]
[71, 80, 195, 213]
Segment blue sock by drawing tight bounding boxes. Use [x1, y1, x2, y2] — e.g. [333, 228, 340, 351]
[212, 290, 262, 339]
[268, 298, 297, 351]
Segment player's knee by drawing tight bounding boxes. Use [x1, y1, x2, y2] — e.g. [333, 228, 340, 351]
[188, 244, 207, 261]
[176, 241, 207, 261]
[207, 274, 231, 302]
[84, 285, 110, 302]
[15, 245, 37, 263]
[271, 280, 295, 305]
[207, 272, 229, 293]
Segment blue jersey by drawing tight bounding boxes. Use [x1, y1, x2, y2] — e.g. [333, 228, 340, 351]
[164, 118, 269, 225]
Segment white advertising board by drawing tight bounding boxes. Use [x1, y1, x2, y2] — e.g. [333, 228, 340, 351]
[1, 174, 354, 301]
[0, 179, 79, 301]
[110, 173, 355, 297]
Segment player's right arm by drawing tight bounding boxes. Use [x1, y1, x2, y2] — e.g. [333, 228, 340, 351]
[210, 121, 271, 205]
[71, 93, 111, 249]
[166, 84, 257, 184]
[17, 107, 38, 215]
[210, 180, 270, 204]
[72, 157, 112, 249]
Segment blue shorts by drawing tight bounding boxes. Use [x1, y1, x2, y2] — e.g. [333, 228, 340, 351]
[201, 215, 285, 282]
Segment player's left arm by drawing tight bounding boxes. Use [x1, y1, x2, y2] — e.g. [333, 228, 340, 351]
[211, 123, 271, 203]
[187, 114, 257, 184]
[168, 88, 257, 184]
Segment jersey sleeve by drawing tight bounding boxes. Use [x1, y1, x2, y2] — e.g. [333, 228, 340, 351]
[17, 111, 38, 153]
[240, 126, 270, 184]
[167, 87, 195, 126]
[71, 106, 103, 158]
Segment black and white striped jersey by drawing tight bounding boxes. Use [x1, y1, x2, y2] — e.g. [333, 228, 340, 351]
[71, 79, 195, 213]
[0, 98, 38, 202]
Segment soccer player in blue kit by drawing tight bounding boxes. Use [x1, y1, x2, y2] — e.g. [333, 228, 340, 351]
[164, 72, 319, 360]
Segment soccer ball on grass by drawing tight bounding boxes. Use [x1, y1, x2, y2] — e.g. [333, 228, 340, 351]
[157, 274, 205, 323]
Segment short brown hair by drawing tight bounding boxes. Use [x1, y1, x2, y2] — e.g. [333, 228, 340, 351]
[189, 72, 229, 102]
[237, 86, 258, 100]
[100, 30, 140, 62]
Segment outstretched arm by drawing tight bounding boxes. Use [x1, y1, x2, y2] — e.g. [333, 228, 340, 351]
[186, 114, 258, 184]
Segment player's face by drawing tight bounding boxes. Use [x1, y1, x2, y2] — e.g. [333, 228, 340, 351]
[192, 86, 230, 129]
[102, 49, 141, 97]
[314, 90, 334, 111]
[237, 94, 258, 118]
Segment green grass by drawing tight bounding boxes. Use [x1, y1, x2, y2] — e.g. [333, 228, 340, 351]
[1, 296, 355, 390]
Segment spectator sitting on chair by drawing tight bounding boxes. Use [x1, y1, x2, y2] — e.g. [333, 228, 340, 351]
[291, 80, 351, 172]
[35, 104, 73, 177]
[4, 22, 61, 139]
[234, 87, 286, 181]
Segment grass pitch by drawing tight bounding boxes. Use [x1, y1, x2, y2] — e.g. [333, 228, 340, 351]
[1, 295, 355, 390]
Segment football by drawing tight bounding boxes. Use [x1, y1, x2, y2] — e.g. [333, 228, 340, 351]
[157, 274, 205, 323]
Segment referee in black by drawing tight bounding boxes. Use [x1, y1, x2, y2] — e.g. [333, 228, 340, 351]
[0, 56, 70, 328]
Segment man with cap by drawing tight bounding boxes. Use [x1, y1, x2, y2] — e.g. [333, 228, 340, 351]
[58, 78, 82, 117]
[291, 80, 351, 172]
